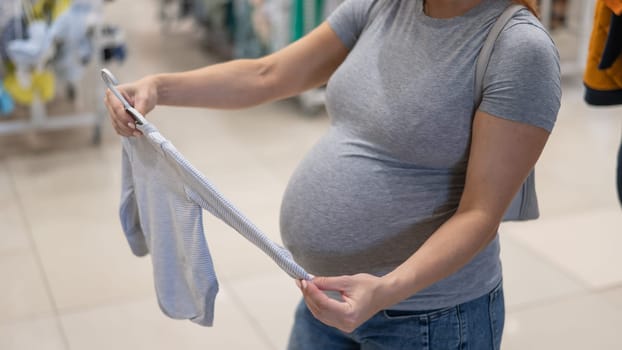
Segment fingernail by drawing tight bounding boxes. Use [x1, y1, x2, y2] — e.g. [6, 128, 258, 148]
[127, 122, 136, 129]
[133, 131, 141, 137]
[295, 280, 302, 289]
[301, 280, 307, 290]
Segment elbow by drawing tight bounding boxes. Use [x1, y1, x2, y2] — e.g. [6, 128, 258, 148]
[255, 54, 307, 102]
[455, 207, 502, 239]
[254, 57, 283, 103]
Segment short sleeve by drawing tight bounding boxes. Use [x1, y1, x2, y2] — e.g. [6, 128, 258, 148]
[478, 15, 562, 132]
[327, 0, 375, 49]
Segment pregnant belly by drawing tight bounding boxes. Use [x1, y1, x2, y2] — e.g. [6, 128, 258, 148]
[279, 128, 463, 276]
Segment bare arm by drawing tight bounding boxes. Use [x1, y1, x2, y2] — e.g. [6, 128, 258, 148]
[104, 22, 349, 136]
[300, 110, 550, 332]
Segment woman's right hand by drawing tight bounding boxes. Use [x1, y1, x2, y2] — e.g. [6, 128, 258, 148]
[104, 76, 158, 137]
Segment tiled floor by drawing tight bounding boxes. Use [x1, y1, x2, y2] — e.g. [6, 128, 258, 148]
[0, 1, 621, 349]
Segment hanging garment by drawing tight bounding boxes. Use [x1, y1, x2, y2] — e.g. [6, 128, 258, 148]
[6, 21, 53, 69]
[120, 121, 311, 327]
[233, 0, 265, 58]
[6, 3, 96, 85]
[291, 0, 324, 42]
[261, 0, 291, 51]
[0, 80, 15, 116]
[31, 0, 72, 21]
[0, 17, 28, 62]
[48, 2, 95, 84]
[100, 25, 127, 63]
[4, 69, 55, 105]
[584, 0, 622, 105]
[584, 0, 622, 206]
[605, 0, 622, 14]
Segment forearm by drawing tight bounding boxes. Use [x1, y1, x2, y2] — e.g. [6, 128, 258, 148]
[380, 210, 499, 308]
[152, 58, 285, 109]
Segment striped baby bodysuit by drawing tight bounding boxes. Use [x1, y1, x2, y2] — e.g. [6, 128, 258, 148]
[119, 121, 311, 327]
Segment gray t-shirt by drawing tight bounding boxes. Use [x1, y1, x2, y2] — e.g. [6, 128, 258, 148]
[280, 0, 561, 310]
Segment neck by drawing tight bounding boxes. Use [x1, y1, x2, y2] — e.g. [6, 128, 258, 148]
[423, 0, 485, 18]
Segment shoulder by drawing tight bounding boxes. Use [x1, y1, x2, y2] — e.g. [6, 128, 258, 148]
[327, 0, 389, 48]
[486, 8, 561, 85]
[479, 9, 562, 132]
[495, 9, 560, 66]
[331, 0, 391, 24]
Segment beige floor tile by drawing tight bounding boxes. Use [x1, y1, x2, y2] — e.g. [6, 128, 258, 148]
[203, 216, 288, 282]
[499, 234, 586, 310]
[224, 271, 302, 349]
[8, 167, 154, 311]
[261, 153, 306, 186]
[502, 293, 622, 350]
[0, 164, 30, 255]
[6, 147, 119, 200]
[0, 316, 66, 350]
[191, 157, 284, 207]
[61, 290, 272, 350]
[0, 125, 105, 160]
[221, 102, 328, 157]
[183, 156, 289, 244]
[534, 84, 622, 217]
[501, 209, 622, 289]
[0, 203, 30, 255]
[0, 252, 53, 322]
[24, 200, 154, 311]
[242, 197, 287, 244]
[152, 110, 288, 206]
[596, 285, 622, 310]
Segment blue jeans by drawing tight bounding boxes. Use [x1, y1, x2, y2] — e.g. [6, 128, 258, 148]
[287, 281, 505, 350]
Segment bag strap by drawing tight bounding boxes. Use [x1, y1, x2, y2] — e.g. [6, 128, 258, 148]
[474, 4, 525, 106]
[474, 4, 541, 222]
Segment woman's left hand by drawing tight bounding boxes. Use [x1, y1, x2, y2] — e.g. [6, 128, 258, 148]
[296, 273, 390, 333]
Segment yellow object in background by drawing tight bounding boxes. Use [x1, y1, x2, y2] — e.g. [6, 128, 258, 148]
[4, 70, 56, 105]
[32, 0, 72, 20]
[583, 0, 622, 105]
[604, 0, 622, 15]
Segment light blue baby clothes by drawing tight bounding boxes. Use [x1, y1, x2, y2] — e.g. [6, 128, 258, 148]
[120, 121, 311, 327]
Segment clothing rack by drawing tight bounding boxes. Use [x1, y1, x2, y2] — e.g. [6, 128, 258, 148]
[157, 0, 345, 114]
[0, 0, 110, 145]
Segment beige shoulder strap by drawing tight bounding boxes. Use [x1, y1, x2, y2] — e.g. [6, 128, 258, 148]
[474, 4, 526, 105]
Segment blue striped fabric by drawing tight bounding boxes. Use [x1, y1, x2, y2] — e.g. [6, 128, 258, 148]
[119, 121, 311, 327]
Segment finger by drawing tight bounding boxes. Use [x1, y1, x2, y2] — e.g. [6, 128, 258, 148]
[312, 276, 351, 292]
[120, 88, 134, 106]
[105, 92, 140, 136]
[126, 118, 143, 137]
[302, 281, 353, 331]
[104, 100, 125, 136]
[106, 90, 136, 125]
[105, 101, 133, 137]
[300, 280, 322, 314]
[304, 279, 349, 315]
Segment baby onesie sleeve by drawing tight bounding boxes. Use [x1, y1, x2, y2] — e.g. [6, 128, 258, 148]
[119, 141, 149, 257]
[478, 13, 562, 132]
[326, 0, 376, 49]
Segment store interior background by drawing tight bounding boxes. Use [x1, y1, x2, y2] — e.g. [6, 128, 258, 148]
[1, 0, 621, 349]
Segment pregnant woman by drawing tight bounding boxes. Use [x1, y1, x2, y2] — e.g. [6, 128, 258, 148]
[105, 0, 561, 348]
